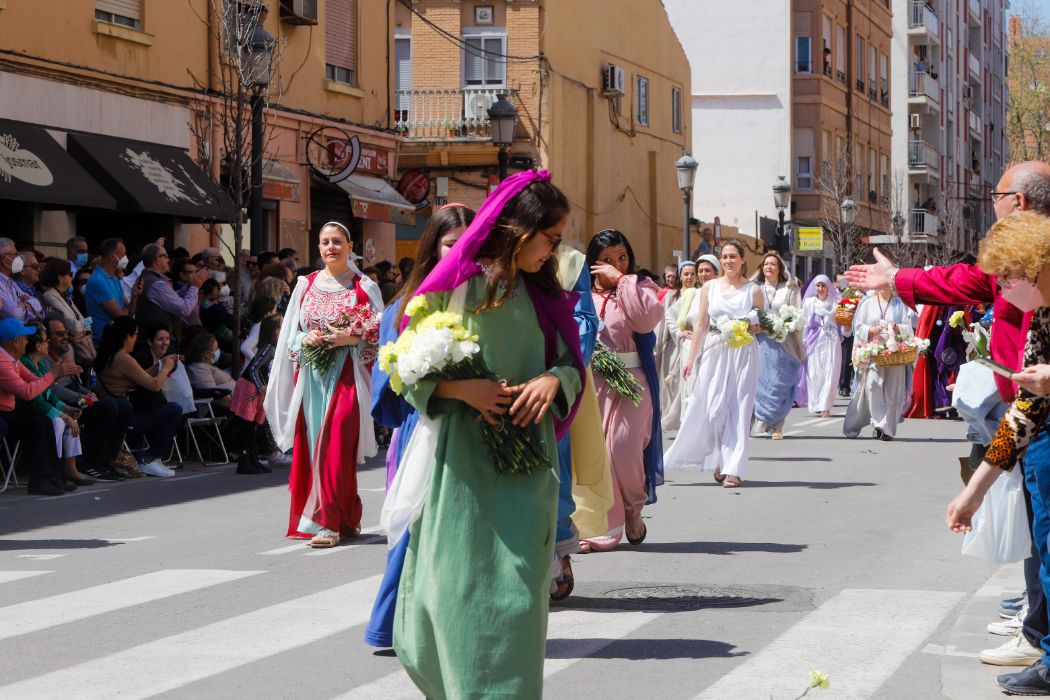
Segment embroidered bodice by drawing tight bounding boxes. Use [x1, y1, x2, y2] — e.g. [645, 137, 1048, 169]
[300, 281, 359, 332]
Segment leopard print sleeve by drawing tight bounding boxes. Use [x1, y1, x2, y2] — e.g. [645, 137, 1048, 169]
[985, 307, 1050, 471]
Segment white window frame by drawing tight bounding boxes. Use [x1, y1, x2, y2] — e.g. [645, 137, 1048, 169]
[671, 86, 682, 134]
[636, 75, 650, 127]
[795, 36, 812, 74]
[95, 1, 141, 31]
[795, 155, 813, 190]
[394, 31, 412, 114]
[461, 28, 507, 88]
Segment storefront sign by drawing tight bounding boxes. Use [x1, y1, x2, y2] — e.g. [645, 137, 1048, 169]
[398, 170, 430, 210]
[356, 145, 390, 176]
[263, 179, 299, 202]
[796, 226, 824, 252]
[352, 198, 415, 226]
[0, 133, 53, 186]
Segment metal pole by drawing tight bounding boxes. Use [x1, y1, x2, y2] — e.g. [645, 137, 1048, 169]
[498, 147, 509, 182]
[250, 89, 265, 253]
[683, 189, 691, 261]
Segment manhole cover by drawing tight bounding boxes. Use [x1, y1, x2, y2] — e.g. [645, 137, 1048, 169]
[604, 585, 766, 608]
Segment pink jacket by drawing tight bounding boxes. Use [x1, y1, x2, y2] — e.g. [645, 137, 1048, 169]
[896, 264, 1029, 402]
[0, 350, 55, 412]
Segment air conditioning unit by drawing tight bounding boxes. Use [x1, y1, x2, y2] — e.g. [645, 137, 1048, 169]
[280, 0, 318, 25]
[909, 113, 922, 129]
[603, 64, 625, 96]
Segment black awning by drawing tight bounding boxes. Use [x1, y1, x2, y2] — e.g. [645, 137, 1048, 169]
[0, 119, 116, 209]
[67, 132, 233, 221]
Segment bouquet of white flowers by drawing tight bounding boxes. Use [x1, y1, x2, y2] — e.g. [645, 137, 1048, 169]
[757, 304, 804, 343]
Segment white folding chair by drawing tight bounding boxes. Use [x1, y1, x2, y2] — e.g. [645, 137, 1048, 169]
[183, 399, 230, 466]
[0, 437, 21, 493]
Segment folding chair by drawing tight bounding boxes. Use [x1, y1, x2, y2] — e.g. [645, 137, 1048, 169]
[182, 399, 230, 466]
[0, 437, 21, 493]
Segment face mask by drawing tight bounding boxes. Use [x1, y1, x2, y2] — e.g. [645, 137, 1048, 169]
[65, 287, 73, 300]
[201, 300, 214, 309]
[9, 256, 23, 275]
[75, 253, 88, 267]
[76, 283, 87, 296]
[219, 284, 231, 297]
[118, 255, 129, 271]
[1002, 279, 1045, 313]
[212, 348, 221, 363]
[212, 270, 226, 284]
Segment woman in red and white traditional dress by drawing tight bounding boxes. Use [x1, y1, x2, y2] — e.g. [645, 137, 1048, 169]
[265, 222, 384, 548]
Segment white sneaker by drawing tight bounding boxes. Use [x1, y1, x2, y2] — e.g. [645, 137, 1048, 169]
[988, 606, 1027, 636]
[139, 459, 175, 477]
[978, 633, 1043, 666]
[266, 452, 292, 467]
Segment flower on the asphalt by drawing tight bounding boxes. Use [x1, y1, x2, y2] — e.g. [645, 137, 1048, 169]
[809, 669, 830, 689]
[949, 310, 966, 328]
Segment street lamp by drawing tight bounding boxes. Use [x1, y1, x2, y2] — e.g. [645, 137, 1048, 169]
[840, 197, 858, 225]
[242, 12, 274, 253]
[772, 175, 792, 251]
[488, 94, 517, 182]
[675, 151, 699, 260]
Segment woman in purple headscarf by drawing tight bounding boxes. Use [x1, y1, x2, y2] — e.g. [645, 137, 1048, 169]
[800, 274, 843, 416]
[385, 172, 584, 699]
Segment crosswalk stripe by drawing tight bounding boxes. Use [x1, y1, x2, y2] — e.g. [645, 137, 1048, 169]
[0, 569, 262, 643]
[693, 588, 964, 699]
[794, 417, 826, 427]
[816, 418, 838, 427]
[340, 608, 661, 699]
[304, 527, 385, 556]
[0, 575, 382, 699]
[257, 543, 309, 556]
[0, 571, 51, 584]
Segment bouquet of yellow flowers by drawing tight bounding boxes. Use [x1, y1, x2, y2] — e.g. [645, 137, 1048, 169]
[378, 294, 549, 475]
[714, 316, 756, 349]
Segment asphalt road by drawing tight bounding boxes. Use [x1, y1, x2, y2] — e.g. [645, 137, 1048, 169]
[0, 399, 1024, 699]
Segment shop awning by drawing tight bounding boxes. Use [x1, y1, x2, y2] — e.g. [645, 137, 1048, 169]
[67, 132, 233, 221]
[335, 174, 416, 226]
[0, 119, 116, 209]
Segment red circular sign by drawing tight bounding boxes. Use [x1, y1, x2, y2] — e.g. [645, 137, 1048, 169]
[398, 170, 430, 205]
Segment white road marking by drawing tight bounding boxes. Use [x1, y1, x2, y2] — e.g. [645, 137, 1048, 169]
[694, 588, 964, 699]
[816, 418, 838, 427]
[257, 543, 309, 556]
[783, 429, 803, 436]
[303, 526, 385, 556]
[15, 554, 64, 560]
[794, 417, 827, 427]
[341, 608, 661, 699]
[0, 570, 51, 584]
[0, 569, 262, 643]
[104, 536, 156, 543]
[0, 575, 382, 699]
[166, 473, 222, 482]
[360, 487, 387, 492]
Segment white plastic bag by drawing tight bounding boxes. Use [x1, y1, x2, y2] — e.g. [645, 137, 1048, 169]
[162, 362, 197, 415]
[962, 467, 1032, 564]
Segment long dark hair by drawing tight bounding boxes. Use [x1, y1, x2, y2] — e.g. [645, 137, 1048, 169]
[474, 180, 570, 312]
[96, 317, 138, 371]
[585, 229, 638, 277]
[390, 204, 477, 322]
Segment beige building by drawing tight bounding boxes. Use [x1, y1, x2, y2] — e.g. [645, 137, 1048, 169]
[391, 0, 690, 269]
[0, 0, 403, 262]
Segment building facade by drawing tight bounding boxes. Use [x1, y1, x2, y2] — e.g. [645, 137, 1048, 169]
[0, 0, 403, 264]
[890, 0, 1009, 253]
[391, 0, 691, 269]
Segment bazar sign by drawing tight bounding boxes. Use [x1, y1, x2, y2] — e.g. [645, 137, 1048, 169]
[0, 133, 53, 186]
[796, 226, 824, 252]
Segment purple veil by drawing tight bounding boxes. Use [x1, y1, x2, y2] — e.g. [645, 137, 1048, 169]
[401, 169, 585, 439]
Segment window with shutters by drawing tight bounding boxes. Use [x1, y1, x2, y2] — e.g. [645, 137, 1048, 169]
[835, 25, 846, 82]
[855, 36, 865, 92]
[795, 12, 812, 74]
[325, 0, 357, 86]
[394, 35, 412, 118]
[462, 31, 506, 87]
[671, 87, 682, 134]
[635, 76, 649, 127]
[95, 0, 141, 30]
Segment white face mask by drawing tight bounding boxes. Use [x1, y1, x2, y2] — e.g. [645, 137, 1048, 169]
[212, 270, 227, 284]
[219, 284, 231, 297]
[9, 256, 23, 275]
[212, 348, 221, 363]
[118, 255, 129, 271]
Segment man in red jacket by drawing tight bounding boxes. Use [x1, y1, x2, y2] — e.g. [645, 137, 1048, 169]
[846, 161, 1050, 693]
[0, 317, 80, 496]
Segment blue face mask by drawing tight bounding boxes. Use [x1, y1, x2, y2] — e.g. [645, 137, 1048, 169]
[75, 252, 88, 267]
[201, 300, 214, 309]
[212, 348, 221, 363]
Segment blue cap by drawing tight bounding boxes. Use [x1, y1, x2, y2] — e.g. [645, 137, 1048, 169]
[0, 318, 36, 341]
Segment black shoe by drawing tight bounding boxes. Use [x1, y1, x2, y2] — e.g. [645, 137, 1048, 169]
[101, 467, 126, 481]
[879, 432, 894, 442]
[50, 477, 76, 492]
[83, 467, 118, 483]
[873, 427, 884, 440]
[67, 475, 96, 486]
[998, 661, 1050, 695]
[27, 480, 65, 496]
[236, 455, 270, 475]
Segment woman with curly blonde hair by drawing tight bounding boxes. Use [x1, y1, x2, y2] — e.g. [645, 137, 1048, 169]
[947, 210, 1050, 695]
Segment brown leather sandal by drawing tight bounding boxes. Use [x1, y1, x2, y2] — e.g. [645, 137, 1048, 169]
[550, 556, 574, 601]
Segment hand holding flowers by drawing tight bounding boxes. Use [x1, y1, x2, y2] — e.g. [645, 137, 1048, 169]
[299, 303, 381, 374]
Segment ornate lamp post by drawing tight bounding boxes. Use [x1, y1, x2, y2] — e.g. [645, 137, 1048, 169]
[242, 14, 275, 253]
[675, 151, 699, 260]
[488, 94, 518, 182]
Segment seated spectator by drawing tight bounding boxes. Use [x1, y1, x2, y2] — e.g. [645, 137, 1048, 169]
[85, 238, 140, 347]
[257, 251, 278, 269]
[250, 275, 290, 314]
[171, 257, 204, 340]
[133, 322, 173, 370]
[136, 243, 209, 350]
[185, 332, 235, 409]
[13, 252, 43, 307]
[230, 315, 282, 474]
[67, 236, 90, 276]
[0, 317, 80, 495]
[73, 268, 92, 317]
[199, 279, 236, 351]
[94, 317, 182, 477]
[0, 239, 42, 322]
[43, 315, 132, 483]
[40, 259, 95, 368]
[20, 322, 88, 487]
[241, 296, 277, 363]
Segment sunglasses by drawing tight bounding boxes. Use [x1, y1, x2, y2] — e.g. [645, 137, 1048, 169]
[991, 191, 1018, 204]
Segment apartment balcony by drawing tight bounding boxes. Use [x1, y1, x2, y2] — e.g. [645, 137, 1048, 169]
[393, 88, 520, 141]
[908, 72, 940, 112]
[968, 0, 981, 27]
[909, 139, 941, 180]
[969, 110, 983, 139]
[911, 209, 940, 239]
[908, 0, 941, 44]
[968, 53, 982, 84]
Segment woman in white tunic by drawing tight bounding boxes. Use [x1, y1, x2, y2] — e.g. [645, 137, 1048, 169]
[801, 275, 843, 416]
[751, 253, 804, 440]
[661, 261, 699, 432]
[663, 241, 764, 488]
[843, 288, 916, 440]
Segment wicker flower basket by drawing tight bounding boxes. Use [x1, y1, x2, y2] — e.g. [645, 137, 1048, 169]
[834, 308, 855, 327]
[874, 347, 918, 367]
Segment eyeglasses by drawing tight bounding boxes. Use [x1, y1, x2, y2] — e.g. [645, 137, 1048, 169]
[49, 330, 68, 338]
[539, 231, 562, 251]
[991, 191, 1018, 204]
[997, 275, 1032, 291]
[247, 260, 258, 268]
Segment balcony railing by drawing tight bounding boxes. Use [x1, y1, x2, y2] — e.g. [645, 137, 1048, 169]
[908, 71, 940, 106]
[969, 110, 983, 138]
[393, 88, 519, 141]
[909, 0, 941, 38]
[835, 69, 847, 84]
[911, 209, 940, 238]
[968, 53, 982, 83]
[909, 139, 940, 172]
